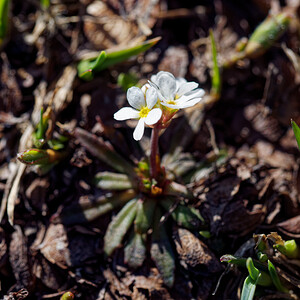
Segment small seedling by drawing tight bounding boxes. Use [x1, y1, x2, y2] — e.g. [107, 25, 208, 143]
[221, 232, 292, 299]
[17, 107, 68, 173]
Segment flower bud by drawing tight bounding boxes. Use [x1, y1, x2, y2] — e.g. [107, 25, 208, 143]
[17, 148, 62, 165]
[244, 11, 291, 59]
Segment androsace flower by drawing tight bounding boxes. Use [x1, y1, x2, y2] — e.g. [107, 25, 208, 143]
[114, 86, 162, 141]
[150, 71, 205, 109]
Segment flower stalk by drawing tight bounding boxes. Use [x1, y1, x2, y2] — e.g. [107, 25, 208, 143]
[150, 124, 161, 180]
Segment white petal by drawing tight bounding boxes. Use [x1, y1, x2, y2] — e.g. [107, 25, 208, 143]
[133, 118, 145, 141]
[145, 87, 158, 109]
[160, 102, 181, 109]
[144, 108, 162, 125]
[150, 74, 158, 85]
[179, 98, 202, 108]
[114, 107, 140, 120]
[127, 87, 145, 110]
[177, 82, 199, 97]
[175, 78, 187, 91]
[157, 90, 168, 103]
[185, 88, 205, 97]
[141, 83, 150, 93]
[175, 90, 204, 105]
[157, 72, 177, 99]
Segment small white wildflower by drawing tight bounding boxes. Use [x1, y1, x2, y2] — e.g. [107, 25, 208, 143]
[150, 71, 205, 109]
[114, 86, 162, 141]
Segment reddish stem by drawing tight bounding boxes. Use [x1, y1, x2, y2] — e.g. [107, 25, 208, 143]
[150, 125, 160, 180]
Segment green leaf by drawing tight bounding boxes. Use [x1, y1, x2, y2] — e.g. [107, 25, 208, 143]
[160, 198, 204, 230]
[284, 240, 299, 258]
[150, 207, 175, 287]
[241, 275, 257, 300]
[209, 29, 221, 98]
[0, 0, 9, 42]
[220, 255, 268, 271]
[104, 198, 138, 257]
[78, 37, 161, 80]
[33, 108, 52, 148]
[124, 230, 146, 268]
[246, 257, 260, 281]
[94, 171, 136, 190]
[268, 260, 289, 293]
[75, 127, 136, 178]
[117, 72, 139, 91]
[246, 257, 272, 287]
[164, 181, 190, 197]
[58, 190, 136, 225]
[291, 120, 300, 151]
[78, 51, 107, 81]
[134, 198, 156, 234]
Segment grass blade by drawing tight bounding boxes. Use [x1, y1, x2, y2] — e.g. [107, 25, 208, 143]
[0, 0, 9, 43]
[209, 29, 221, 98]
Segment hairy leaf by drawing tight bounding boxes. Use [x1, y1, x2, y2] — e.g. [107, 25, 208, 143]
[104, 198, 138, 257]
[75, 127, 136, 178]
[160, 198, 204, 230]
[124, 230, 146, 268]
[94, 171, 136, 190]
[58, 190, 136, 225]
[150, 207, 175, 287]
[134, 198, 156, 234]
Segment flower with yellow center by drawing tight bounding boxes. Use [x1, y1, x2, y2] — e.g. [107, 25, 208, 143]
[114, 86, 162, 141]
[150, 71, 205, 109]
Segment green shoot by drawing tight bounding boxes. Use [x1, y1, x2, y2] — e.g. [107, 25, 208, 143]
[78, 37, 161, 80]
[209, 29, 221, 98]
[291, 120, 300, 151]
[0, 0, 9, 44]
[274, 239, 299, 259]
[268, 260, 289, 293]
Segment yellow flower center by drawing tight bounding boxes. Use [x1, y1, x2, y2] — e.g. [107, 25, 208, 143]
[139, 106, 150, 118]
[167, 100, 176, 105]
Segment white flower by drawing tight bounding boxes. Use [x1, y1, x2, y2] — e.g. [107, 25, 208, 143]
[150, 71, 205, 109]
[114, 86, 162, 141]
